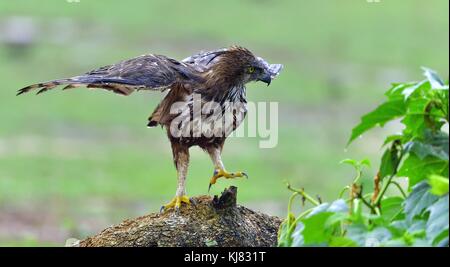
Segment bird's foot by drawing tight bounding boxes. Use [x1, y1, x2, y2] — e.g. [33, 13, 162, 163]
[208, 169, 248, 192]
[160, 195, 191, 213]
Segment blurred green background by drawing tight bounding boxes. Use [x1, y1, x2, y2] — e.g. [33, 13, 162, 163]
[0, 0, 448, 246]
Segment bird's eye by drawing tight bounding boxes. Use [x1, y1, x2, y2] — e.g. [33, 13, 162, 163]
[247, 66, 255, 73]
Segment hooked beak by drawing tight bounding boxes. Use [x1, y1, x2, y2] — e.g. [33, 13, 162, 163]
[258, 71, 272, 86]
[255, 58, 283, 86]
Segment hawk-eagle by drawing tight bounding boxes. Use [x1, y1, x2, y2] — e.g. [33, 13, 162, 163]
[18, 46, 283, 211]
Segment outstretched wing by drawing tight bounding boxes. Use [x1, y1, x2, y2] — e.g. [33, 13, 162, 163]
[18, 54, 200, 96]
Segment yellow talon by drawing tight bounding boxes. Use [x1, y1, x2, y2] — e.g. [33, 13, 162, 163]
[208, 169, 248, 191]
[160, 195, 191, 212]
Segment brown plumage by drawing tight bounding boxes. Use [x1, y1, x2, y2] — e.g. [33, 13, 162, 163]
[17, 45, 283, 211]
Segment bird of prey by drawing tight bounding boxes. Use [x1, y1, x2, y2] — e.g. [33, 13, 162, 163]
[17, 46, 283, 211]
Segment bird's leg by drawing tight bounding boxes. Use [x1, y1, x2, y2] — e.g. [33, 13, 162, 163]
[161, 145, 191, 212]
[206, 146, 248, 192]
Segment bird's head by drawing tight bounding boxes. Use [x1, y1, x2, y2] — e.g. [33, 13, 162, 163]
[207, 46, 283, 87]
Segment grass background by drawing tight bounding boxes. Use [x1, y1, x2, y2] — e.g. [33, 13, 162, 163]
[0, 0, 448, 246]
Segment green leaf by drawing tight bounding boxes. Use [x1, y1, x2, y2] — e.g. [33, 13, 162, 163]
[428, 175, 449, 196]
[382, 134, 403, 147]
[401, 98, 431, 139]
[277, 219, 293, 247]
[379, 145, 401, 180]
[294, 200, 349, 246]
[426, 194, 449, 244]
[407, 131, 449, 161]
[277, 212, 296, 247]
[434, 230, 449, 247]
[346, 224, 392, 247]
[385, 82, 418, 98]
[381, 197, 404, 222]
[340, 158, 358, 168]
[390, 219, 427, 242]
[359, 158, 371, 167]
[403, 181, 438, 222]
[306, 199, 348, 217]
[402, 80, 428, 100]
[329, 237, 357, 247]
[325, 212, 349, 228]
[422, 67, 448, 90]
[397, 154, 448, 187]
[406, 220, 427, 236]
[408, 141, 449, 161]
[290, 223, 304, 247]
[301, 212, 334, 245]
[348, 98, 407, 145]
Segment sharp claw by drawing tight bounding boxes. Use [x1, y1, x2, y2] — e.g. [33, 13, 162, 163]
[190, 198, 197, 206]
[242, 172, 248, 179]
[160, 206, 165, 213]
[208, 183, 212, 192]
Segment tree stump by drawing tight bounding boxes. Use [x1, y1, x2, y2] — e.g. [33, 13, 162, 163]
[75, 186, 282, 247]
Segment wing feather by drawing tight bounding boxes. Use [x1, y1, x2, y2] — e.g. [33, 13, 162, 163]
[17, 54, 199, 96]
[182, 48, 228, 72]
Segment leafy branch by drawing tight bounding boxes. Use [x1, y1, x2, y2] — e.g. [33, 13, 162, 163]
[278, 68, 449, 247]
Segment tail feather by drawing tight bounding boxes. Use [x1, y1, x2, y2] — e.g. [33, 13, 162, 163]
[17, 79, 72, 96]
[62, 84, 79, 90]
[17, 77, 138, 96]
[86, 83, 134, 95]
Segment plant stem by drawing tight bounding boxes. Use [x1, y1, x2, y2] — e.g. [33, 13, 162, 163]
[357, 192, 377, 214]
[374, 143, 404, 207]
[286, 183, 320, 206]
[287, 192, 299, 216]
[338, 186, 350, 199]
[373, 175, 394, 206]
[390, 181, 407, 199]
[288, 208, 314, 233]
[344, 193, 372, 203]
[375, 206, 381, 216]
[353, 170, 362, 184]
